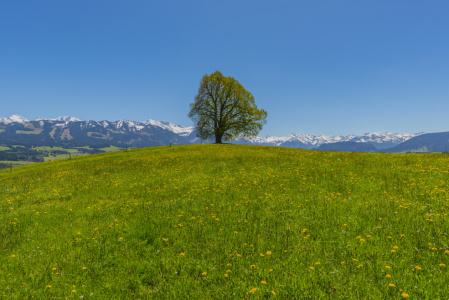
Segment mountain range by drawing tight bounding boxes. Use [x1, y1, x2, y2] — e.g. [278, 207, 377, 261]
[0, 115, 447, 152]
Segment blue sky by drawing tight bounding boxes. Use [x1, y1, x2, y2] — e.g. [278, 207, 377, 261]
[1, 0, 448, 136]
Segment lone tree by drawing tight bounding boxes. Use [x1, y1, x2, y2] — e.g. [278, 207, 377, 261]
[188, 71, 267, 144]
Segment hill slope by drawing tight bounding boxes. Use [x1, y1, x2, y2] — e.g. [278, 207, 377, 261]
[1, 145, 448, 299]
[317, 141, 378, 152]
[387, 131, 449, 153]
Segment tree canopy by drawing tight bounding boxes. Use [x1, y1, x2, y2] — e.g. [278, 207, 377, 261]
[188, 71, 267, 144]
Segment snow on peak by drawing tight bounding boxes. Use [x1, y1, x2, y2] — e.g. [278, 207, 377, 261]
[34, 116, 81, 122]
[246, 132, 421, 147]
[55, 116, 80, 122]
[0, 115, 29, 124]
[145, 119, 195, 136]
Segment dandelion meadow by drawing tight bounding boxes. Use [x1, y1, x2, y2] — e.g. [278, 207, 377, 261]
[1, 144, 448, 299]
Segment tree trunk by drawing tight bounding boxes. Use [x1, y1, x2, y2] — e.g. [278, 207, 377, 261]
[215, 134, 223, 144]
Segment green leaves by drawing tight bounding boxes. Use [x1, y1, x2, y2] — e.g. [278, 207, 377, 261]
[189, 71, 267, 143]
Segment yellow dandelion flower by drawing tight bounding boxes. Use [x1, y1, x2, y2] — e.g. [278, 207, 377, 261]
[266, 251, 272, 255]
[415, 266, 422, 271]
[259, 253, 265, 257]
[393, 246, 398, 249]
[11, 255, 16, 258]
[315, 262, 320, 265]
[386, 274, 392, 278]
[391, 250, 396, 253]
[251, 265, 256, 268]
[309, 267, 314, 270]
[46, 285, 51, 288]
[52, 268, 56, 271]
[389, 283, 395, 287]
[180, 252, 185, 257]
[385, 266, 391, 269]
[439, 263, 446, 267]
[271, 291, 276, 295]
[72, 290, 76, 293]
[201, 272, 207, 276]
[261, 281, 267, 284]
[224, 274, 228, 278]
[401, 292, 410, 298]
[341, 261, 345, 264]
[227, 270, 231, 273]
[234, 231, 238, 234]
[82, 267, 87, 270]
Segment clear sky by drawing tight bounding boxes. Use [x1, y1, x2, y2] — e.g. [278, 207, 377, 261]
[1, 0, 448, 137]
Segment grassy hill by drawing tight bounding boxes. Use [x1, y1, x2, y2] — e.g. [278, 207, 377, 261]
[1, 145, 448, 299]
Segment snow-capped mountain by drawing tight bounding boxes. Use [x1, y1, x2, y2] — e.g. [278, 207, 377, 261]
[0, 114, 29, 124]
[0, 115, 196, 148]
[144, 120, 195, 137]
[240, 132, 422, 149]
[35, 116, 81, 122]
[0, 115, 423, 151]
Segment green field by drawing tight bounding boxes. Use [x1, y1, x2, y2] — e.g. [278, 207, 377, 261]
[1, 145, 448, 299]
[0, 146, 124, 168]
[99, 145, 125, 152]
[16, 129, 44, 135]
[0, 160, 34, 168]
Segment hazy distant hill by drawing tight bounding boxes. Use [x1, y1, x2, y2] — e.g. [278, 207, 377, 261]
[386, 131, 449, 153]
[317, 141, 378, 152]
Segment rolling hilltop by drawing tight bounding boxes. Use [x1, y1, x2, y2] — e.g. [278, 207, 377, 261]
[1, 144, 449, 298]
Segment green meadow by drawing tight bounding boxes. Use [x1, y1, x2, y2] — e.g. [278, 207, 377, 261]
[1, 145, 448, 299]
[0, 146, 125, 169]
